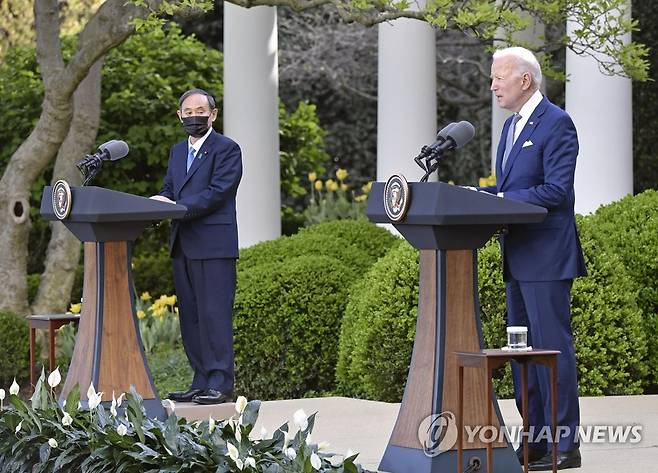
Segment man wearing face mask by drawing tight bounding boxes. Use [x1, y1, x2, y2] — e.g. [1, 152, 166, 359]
[151, 88, 242, 405]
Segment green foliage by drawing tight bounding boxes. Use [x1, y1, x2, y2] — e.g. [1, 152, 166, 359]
[0, 311, 30, 387]
[147, 345, 192, 397]
[578, 190, 658, 388]
[234, 255, 352, 400]
[338, 209, 650, 401]
[0, 372, 368, 472]
[131, 248, 175, 298]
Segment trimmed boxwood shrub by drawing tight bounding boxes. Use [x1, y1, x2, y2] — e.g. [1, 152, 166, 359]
[578, 190, 658, 388]
[0, 311, 30, 386]
[337, 222, 648, 401]
[234, 255, 353, 400]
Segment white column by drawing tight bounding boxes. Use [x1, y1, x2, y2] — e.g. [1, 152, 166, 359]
[566, 12, 632, 215]
[377, 16, 436, 183]
[224, 4, 281, 247]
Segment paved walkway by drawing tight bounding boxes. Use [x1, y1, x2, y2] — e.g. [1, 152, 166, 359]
[174, 395, 658, 472]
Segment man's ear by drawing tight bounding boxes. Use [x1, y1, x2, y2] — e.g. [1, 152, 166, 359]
[177, 109, 183, 122]
[210, 108, 218, 122]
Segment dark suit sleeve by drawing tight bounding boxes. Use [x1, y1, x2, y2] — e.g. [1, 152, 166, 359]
[503, 114, 578, 209]
[159, 147, 175, 200]
[176, 142, 243, 219]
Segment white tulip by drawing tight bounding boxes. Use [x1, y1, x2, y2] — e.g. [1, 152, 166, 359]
[235, 395, 248, 414]
[48, 438, 58, 448]
[9, 379, 19, 396]
[284, 447, 297, 460]
[293, 409, 308, 431]
[161, 399, 175, 412]
[235, 459, 244, 470]
[226, 442, 239, 461]
[208, 415, 216, 434]
[15, 420, 22, 433]
[310, 452, 322, 470]
[47, 368, 61, 388]
[245, 457, 256, 469]
[61, 412, 73, 426]
[318, 441, 331, 452]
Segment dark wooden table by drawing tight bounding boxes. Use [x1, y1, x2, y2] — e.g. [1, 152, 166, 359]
[27, 314, 80, 387]
[455, 348, 560, 473]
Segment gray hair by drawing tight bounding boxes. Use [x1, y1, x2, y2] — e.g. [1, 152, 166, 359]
[493, 47, 542, 91]
[178, 88, 216, 110]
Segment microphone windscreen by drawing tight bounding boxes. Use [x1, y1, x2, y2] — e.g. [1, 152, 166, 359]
[98, 140, 129, 161]
[437, 122, 457, 139]
[447, 121, 476, 148]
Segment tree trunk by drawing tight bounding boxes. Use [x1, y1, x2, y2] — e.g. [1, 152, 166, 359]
[31, 59, 103, 315]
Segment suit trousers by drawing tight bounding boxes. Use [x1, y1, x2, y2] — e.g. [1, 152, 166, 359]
[172, 242, 236, 393]
[506, 279, 580, 452]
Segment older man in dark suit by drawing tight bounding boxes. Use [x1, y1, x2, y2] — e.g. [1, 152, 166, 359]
[479, 47, 587, 470]
[151, 88, 242, 405]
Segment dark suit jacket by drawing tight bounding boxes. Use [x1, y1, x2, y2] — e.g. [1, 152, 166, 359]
[480, 96, 587, 282]
[160, 130, 242, 259]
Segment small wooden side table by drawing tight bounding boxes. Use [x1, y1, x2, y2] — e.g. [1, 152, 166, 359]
[27, 314, 80, 388]
[455, 348, 560, 473]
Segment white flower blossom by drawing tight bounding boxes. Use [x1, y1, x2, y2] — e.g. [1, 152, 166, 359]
[208, 415, 216, 434]
[0, 389, 5, 401]
[61, 412, 73, 426]
[284, 447, 297, 460]
[47, 368, 61, 388]
[48, 438, 58, 448]
[9, 379, 19, 396]
[305, 434, 312, 446]
[86, 383, 97, 401]
[235, 426, 242, 443]
[293, 409, 308, 431]
[110, 392, 118, 417]
[310, 452, 322, 470]
[88, 392, 103, 410]
[161, 399, 175, 412]
[15, 421, 22, 434]
[116, 424, 128, 436]
[245, 457, 256, 469]
[318, 441, 331, 452]
[235, 459, 244, 470]
[235, 395, 248, 414]
[226, 442, 239, 462]
[116, 393, 125, 407]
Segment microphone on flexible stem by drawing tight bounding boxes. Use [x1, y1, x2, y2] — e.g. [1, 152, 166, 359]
[414, 122, 458, 172]
[420, 120, 476, 182]
[76, 140, 129, 186]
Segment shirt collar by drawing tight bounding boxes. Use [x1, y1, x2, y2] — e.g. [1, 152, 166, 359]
[518, 89, 543, 121]
[188, 126, 213, 154]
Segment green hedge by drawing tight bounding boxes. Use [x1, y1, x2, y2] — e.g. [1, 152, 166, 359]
[579, 190, 658, 388]
[337, 225, 649, 401]
[0, 311, 30, 386]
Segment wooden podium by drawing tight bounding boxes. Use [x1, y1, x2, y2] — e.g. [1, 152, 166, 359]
[367, 182, 546, 473]
[40, 186, 186, 419]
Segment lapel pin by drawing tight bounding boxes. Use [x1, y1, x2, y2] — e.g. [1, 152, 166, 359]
[529, 121, 534, 125]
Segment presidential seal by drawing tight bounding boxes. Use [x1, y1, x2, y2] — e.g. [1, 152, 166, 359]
[383, 174, 410, 222]
[52, 179, 72, 220]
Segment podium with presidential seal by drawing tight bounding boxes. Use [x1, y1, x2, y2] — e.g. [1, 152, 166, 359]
[41, 182, 186, 419]
[367, 176, 547, 473]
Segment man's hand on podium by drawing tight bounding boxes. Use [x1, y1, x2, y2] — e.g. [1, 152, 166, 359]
[150, 195, 175, 204]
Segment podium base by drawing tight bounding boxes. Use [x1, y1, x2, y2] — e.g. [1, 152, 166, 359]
[378, 444, 521, 473]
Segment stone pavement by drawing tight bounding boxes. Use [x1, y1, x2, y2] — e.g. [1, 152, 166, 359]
[174, 395, 658, 472]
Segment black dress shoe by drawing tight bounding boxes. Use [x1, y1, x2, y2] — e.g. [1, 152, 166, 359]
[167, 388, 204, 402]
[192, 389, 235, 405]
[529, 447, 581, 471]
[515, 445, 547, 464]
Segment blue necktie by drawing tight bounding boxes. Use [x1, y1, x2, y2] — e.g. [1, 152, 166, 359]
[186, 147, 196, 173]
[502, 113, 522, 172]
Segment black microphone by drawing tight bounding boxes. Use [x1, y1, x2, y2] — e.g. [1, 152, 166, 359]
[431, 120, 475, 154]
[415, 122, 458, 171]
[76, 140, 129, 186]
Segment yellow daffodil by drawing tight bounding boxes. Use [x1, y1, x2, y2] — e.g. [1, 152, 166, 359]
[479, 174, 496, 187]
[308, 172, 317, 183]
[140, 292, 151, 302]
[326, 179, 338, 192]
[153, 306, 166, 317]
[69, 303, 81, 314]
[314, 180, 323, 191]
[137, 310, 146, 319]
[355, 195, 368, 203]
[341, 184, 348, 192]
[336, 168, 348, 181]
[362, 181, 373, 194]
